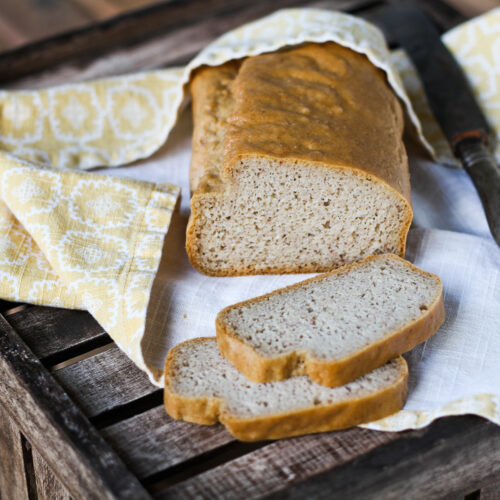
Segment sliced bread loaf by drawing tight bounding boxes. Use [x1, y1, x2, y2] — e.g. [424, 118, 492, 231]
[164, 338, 408, 441]
[186, 42, 412, 276]
[217, 254, 444, 387]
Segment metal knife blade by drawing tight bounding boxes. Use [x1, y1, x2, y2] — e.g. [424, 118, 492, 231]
[373, 4, 500, 246]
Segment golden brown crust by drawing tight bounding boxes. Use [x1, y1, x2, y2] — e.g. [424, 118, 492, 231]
[216, 254, 445, 387]
[164, 338, 409, 441]
[186, 43, 412, 277]
[189, 61, 240, 194]
[224, 43, 410, 201]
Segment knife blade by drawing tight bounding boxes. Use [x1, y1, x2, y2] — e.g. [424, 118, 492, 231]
[372, 4, 500, 246]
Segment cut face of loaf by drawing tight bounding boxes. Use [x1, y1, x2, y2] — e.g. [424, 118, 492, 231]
[187, 42, 412, 276]
[164, 338, 408, 441]
[217, 254, 444, 387]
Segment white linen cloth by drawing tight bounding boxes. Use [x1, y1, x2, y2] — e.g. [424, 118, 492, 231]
[101, 108, 500, 430]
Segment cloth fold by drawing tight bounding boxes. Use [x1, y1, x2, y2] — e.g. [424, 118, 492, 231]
[0, 7, 498, 430]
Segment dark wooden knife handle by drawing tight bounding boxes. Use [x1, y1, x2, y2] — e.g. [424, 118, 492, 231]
[456, 138, 500, 246]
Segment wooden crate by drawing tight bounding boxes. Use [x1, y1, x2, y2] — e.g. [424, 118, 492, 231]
[1, 1, 500, 498]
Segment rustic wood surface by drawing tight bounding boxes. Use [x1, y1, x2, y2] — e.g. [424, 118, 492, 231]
[0, 0, 494, 53]
[32, 449, 72, 500]
[101, 406, 234, 479]
[0, 314, 150, 500]
[0, 0, 376, 88]
[159, 415, 500, 500]
[0, 405, 29, 500]
[0, 0, 470, 90]
[7, 306, 110, 363]
[0, 0, 161, 51]
[481, 477, 500, 500]
[1, 0, 499, 499]
[53, 345, 158, 418]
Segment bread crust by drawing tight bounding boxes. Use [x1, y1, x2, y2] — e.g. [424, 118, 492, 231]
[164, 338, 408, 441]
[186, 43, 413, 277]
[216, 254, 445, 387]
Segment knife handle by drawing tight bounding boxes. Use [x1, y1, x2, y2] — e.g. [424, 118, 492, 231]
[456, 138, 500, 245]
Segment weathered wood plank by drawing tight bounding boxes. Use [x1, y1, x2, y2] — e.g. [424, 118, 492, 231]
[6, 306, 110, 363]
[0, 405, 29, 500]
[32, 448, 72, 500]
[159, 416, 500, 499]
[53, 345, 158, 418]
[480, 477, 500, 500]
[101, 406, 234, 479]
[0, 0, 91, 48]
[2, 0, 377, 88]
[154, 426, 398, 498]
[0, 314, 150, 500]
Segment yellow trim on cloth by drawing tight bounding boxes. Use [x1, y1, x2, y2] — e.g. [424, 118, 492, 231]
[0, 7, 498, 426]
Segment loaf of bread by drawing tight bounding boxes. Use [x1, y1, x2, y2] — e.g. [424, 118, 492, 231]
[186, 42, 412, 276]
[217, 255, 444, 387]
[164, 338, 408, 441]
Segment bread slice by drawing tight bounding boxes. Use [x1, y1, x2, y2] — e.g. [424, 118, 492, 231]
[217, 254, 444, 387]
[164, 338, 408, 441]
[186, 42, 412, 276]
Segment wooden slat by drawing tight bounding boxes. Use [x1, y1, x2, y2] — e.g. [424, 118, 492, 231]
[107, 0, 170, 9]
[0, 405, 29, 500]
[154, 426, 397, 498]
[53, 345, 158, 418]
[0, 15, 29, 51]
[1, 0, 377, 88]
[32, 448, 72, 500]
[441, 0, 499, 17]
[0, 314, 150, 500]
[6, 306, 110, 364]
[70, 0, 162, 19]
[69, 0, 124, 19]
[159, 416, 500, 499]
[101, 406, 234, 479]
[0, 0, 92, 49]
[480, 477, 500, 500]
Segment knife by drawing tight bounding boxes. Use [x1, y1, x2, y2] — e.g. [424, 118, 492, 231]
[372, 4, 500, 246]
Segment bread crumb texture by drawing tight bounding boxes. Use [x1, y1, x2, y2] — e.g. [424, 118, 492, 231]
[217, 255, 444, 386]
[164, 338, 408, 441]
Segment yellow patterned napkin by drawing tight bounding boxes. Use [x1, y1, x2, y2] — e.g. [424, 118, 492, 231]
[0, 152, 179, 373]
[0, 8, 498, 385]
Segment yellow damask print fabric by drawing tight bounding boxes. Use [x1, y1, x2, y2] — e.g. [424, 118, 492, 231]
[0, 151, 179, 373]
[0, 70, 185, 169]
[0, 8, 498, 387]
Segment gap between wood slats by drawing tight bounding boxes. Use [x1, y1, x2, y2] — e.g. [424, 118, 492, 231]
[91, 390, 164, 429]
[144, 440, 267, 493]
[52, 344, 160, 418]
[6, 307, 109, 360]
[3, 304, 29, 316]
[464, 490, 481, 500]
[20, 435, 38, 500]
[0, 300, 26, 315]
[48, 340, 115, 371]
